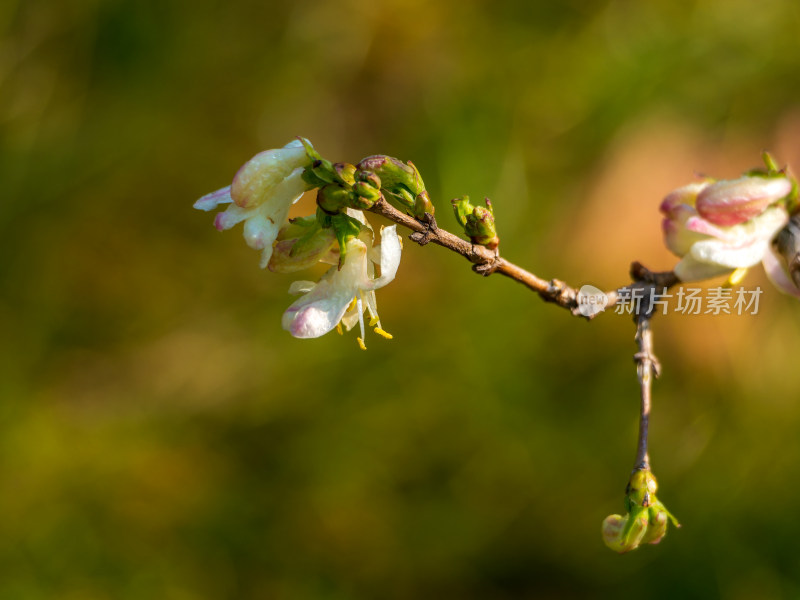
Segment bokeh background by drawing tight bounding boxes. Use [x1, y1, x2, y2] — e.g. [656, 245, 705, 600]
[4, 0, 800, 598]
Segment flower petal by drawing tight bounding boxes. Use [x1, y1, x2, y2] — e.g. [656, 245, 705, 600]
[663, 212, 707, 257]
[690, 236, 770, 269]
[214, 203, 253, 231]
[659, 182, 708, 216]
[365, 225, 402, 290]
[194, 186, 233, 211]
[288, 280, 317, 295]
[696, 175, 791, 226]
[675, 205, 788, 272]
[673, 255, 734, 282]
[243, 213, 278, 250]
[231, 140, 309, 208]
[282, 280, 355, 338]
[282, 241, 368, 338]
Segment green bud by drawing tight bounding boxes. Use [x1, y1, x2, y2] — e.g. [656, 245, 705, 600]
[356, 155, 433, 218]
[317, 184, 355, 214]
[602, 512, 648, 554]
[414, 190, 435, 219]
[333, 162, 356, 186]
[356, 170, 381, 189]
[640, 507, 668, 545]
[357, 155, 424, 195]
[451, 195, 499, 249]
[352, 181, 381, 208]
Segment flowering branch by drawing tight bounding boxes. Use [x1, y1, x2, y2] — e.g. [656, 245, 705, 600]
[194, 139, 800, 555]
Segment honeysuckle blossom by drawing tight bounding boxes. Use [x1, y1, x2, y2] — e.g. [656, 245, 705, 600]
[193, 139, 312, 268]
[282, 225, 402, 349]
[660, 175, 792, 282]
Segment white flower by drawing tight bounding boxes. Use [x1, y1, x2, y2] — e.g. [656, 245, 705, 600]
[193, 139, 311, 268]
[282, 225, 402, 349]
[660, 176, 791, 282]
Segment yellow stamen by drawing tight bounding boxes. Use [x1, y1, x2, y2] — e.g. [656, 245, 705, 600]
[336, 322, 343, 335]
[727, 267, 748, 286]
[374, 327, 393, 340]
[347, 297, 358, 312]
[357, 337, 367, 350]
[368, 315, 380, 327]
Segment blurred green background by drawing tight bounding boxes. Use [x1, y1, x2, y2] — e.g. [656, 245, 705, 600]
[4, 0, 800, 597]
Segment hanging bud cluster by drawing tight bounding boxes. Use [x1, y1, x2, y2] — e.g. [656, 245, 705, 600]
[602, 469, 679, 553]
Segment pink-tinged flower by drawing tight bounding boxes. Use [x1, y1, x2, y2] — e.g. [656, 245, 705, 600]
[660, 175, 791, 282]
[193, 139, 312, 268]
[282, 225, 402, 349]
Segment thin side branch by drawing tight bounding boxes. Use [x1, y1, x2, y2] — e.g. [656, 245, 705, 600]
[632, 303, 660, 471]
[368, 198, 680, 317]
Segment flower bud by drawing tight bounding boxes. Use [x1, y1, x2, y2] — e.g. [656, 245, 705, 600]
[351, 170, 383, 208]
[356, 155, 424, 195]
[356, 170, 381, 189]
[451, 196, 499, 249]
[602, 513, 648, 554]
[317, 184, 355, 215]
[641, 507, 668, 545]
[352, 181, 382, 207]
[414, 190, 435, 219]
[695, 175, 791, 227]
[355, 155, 432, 218]
[333, 162, 356, 186]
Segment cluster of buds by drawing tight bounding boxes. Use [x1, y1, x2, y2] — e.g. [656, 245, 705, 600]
[602, 469, 679, 553]
[356, 155, 434, 219]
[661, 153, 799, 291]
[451, 196, 499, 249]
[194, 138, 427, 349]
